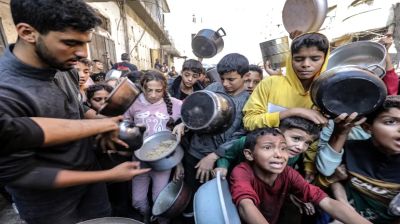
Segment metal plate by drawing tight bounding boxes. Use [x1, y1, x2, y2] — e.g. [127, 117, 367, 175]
[282, 0, 327, 33]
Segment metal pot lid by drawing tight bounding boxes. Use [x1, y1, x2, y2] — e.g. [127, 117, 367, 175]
[282, 0, 327, 33]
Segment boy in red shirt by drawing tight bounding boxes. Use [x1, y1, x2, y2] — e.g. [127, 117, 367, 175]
[230, 127, 371, 224]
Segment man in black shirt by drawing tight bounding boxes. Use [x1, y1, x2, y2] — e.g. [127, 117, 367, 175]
[112, 53, 138, 72]
[0, 1, 149, 223]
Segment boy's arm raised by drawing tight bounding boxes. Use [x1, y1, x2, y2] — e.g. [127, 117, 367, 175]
[238, 199, 269, 224]
[319, 197, 371, 224]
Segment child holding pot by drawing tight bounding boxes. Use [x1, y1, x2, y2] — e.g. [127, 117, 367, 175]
[124, 70, 184, 223]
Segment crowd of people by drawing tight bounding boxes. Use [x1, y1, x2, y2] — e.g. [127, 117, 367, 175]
[1, 0, 400, 224]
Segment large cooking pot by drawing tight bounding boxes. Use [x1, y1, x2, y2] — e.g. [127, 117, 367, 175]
[282, 0, 328, 33]
[311, 65, 387, 117]
[99, 77, 141, 116]
[152, 180, 192, 218]
[77, 217, 143, 224]
[192, 28, 226, 58]
[260, 36, 289, 69]
[194, 172, 241, 224]
[134, 131, 183, 171]
[181, 90, 236, 134]
[327, 41, 387, 78]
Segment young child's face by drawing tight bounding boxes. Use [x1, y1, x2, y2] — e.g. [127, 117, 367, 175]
[283, 128, 314, 158]
[292, 46, 325, 81]
[246, 134, 288, 174]
[76, 62, 90, 86]
[144, 80, 165, 104]
[244, 71, 262, 94]
[221, 71, 245, 96]
[181, 70, 200, 88]
[368, 108, 400, 154]
[89, 89, 109, 111]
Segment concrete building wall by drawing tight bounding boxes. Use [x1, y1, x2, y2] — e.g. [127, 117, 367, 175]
[0, 0, 17, 43]
[88, 2, 161, 70]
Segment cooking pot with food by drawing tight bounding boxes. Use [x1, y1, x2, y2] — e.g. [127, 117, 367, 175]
[192, 28, 226, 58]
[152, 180, 192, 218]
[311, 65, 387, 117]
[134, 131, 183, 171]
[327, 41, 387, 78]
[99, 77, 141, 116]
[181, 90, 236, 134]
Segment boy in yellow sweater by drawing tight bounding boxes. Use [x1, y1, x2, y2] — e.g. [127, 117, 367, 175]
[243, 33, 330, 181]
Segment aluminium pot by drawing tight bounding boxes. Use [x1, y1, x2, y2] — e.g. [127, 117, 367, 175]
[181, 90, 236, 134]
[311, 65, 387, 117]
[327, 41, 387, 78]
[134, 131, 183, 171]
[192, 27, 226, 58]
[282, 0, 328, 33]
[99, 77, 141, 116]
[260, 36, 290, 69]
[117, 120, 146, 153]
[152, 180, 192, 218]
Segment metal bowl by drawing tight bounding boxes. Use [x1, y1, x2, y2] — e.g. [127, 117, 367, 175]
[282, 0, 328, 33]
[327, 41, 387, 78]
[152, 180, 192, 218]
[134, 131, 183, 171]
[99, 77, 141, 116]
[194, 172, 241, 224]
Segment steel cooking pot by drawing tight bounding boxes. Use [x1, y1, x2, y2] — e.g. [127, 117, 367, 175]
[282, 0, 328, 33]
[311, 65, 387, 117]
[99, 77, 141, 116]
[260, 36, 289, 69]
[327, 41, 387, 78]
[194, 172, 241, 224]
[181, 90, 236, 134]
[134, 131, 183, 171]
[117, 120, 146, 153]
[152, 180, 192, 218]
[192, 28, 226, 58]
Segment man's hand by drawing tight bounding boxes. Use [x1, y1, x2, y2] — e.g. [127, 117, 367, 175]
[264, 60, 282, 76]
[328, 164, 348, 183]
[108, 161, 151, 182]
[195, 153, 219, 183]
[172, 123, 185, 142]
[97, 116, 129, 152]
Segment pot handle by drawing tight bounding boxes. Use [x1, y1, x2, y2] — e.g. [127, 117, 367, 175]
[367, 64, 386, 78]
[216, 27, 226, 37]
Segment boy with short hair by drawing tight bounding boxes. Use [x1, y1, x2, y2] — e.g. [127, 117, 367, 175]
[169, 59, 204, 100]
[244, 64, 263, 94]
[315, 95, 400, 223]
[230, 128, 371, 224]
[214, 116, 320, 178]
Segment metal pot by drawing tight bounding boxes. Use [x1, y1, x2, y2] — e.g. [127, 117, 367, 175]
[134, 131, 183, 171]
[192, 28, 226, 58]
[99, 77, 141, 116]
[260, 36, 289, 69]
[194, 172, 241, 224]
[327, 41, 387, 78]
[77, 217, 143, 224]
[282, 0, 328, 33]
[117, 120, 146, 153]
[181, 90, 236, 134]
[152, 180, 192, 218]
[311, 65, 387, 117]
